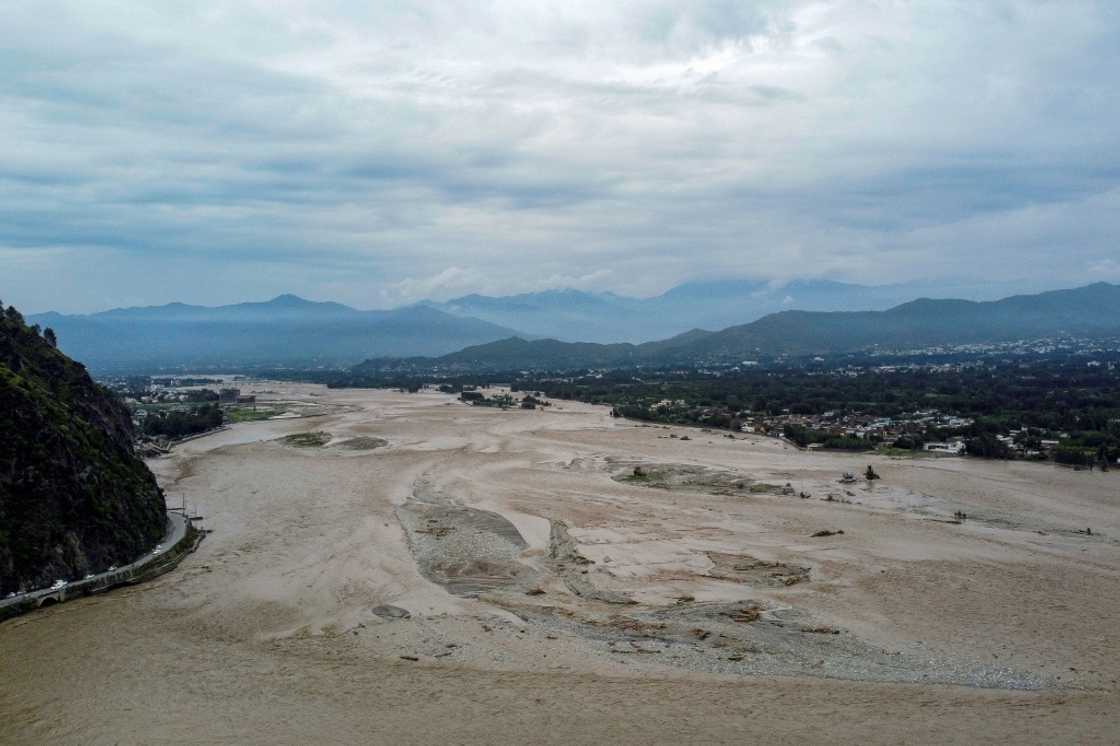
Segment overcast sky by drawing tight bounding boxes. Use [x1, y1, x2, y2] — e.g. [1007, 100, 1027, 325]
[3, 1, 1119, 313]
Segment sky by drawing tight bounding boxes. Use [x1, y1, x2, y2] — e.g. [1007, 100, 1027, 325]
[2, 1, 1119, 314]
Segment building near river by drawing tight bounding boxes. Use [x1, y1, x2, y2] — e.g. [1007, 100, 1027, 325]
[924, 441, 966, 455]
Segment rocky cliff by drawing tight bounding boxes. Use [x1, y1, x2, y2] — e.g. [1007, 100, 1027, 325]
[0, 303, 166, 595]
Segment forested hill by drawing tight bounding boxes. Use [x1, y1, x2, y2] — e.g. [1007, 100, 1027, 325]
[0, 303, 166, 595]
[676, 281, 1120, 356]
[422, 278, 1037, 343]
[354, 282, 1120, 371]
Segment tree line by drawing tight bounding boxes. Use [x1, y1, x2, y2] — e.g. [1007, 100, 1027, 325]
[142, 403, 223, 439]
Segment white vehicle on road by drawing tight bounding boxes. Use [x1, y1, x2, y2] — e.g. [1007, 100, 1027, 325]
[49, 579, 68, 590]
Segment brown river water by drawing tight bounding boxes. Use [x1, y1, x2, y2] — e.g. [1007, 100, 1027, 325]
[3, 384, 1118, 744]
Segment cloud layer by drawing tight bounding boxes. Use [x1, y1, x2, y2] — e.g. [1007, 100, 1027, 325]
[3, 1, 1119, 312]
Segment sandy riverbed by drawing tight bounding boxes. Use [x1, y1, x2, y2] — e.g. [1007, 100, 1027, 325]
[2, 384, 1118, 743]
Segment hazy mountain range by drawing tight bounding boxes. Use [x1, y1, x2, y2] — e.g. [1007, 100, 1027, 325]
[30, 294, 519, 371]
[28, 280, 1116, 372]
[358, 282, 1120, 372]
[422, 278, 1048, 343]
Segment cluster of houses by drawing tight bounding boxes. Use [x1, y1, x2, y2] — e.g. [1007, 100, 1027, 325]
[747, 410, 1084, 460]
[742, 409, 974, 446]
[994, 429, 1065, 459]
[868, 335, 1120, 359]
[217, 387, 257, 406]
[102, 378, 255, 427]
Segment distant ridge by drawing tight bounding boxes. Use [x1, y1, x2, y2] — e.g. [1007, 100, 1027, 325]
[30, 282, 1118, 372]
[356, 282, 1120, 371]
[421, 278, 1043, 343]
[29, 295, 523, 371]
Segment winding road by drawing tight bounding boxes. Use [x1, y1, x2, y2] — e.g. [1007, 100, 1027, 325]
[0, 512, 190, 615]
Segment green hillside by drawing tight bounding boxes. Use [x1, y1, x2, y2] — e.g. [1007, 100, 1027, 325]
[0, 303, 166, 595]
[354, 282, 1120, 371]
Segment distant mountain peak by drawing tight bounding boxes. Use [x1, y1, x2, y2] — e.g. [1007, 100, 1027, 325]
[267, 293, 315, 306]
[27, 292, 525, 370]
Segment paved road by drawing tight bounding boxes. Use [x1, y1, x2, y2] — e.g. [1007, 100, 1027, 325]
[0, 512, 189, 612]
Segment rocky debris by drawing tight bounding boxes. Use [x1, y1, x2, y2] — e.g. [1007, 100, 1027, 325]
[549, 520, 634, 604]
[563, 575, 637, 605]
[724, 604, 765, 624]
[548, 521, 594, 566]
[279, 431, 331, 448]
[484, 592, 1047, 689]
[611, 460, 759, 495]
[371, 604, 412, 620]
[384, 466, 1047, 691]
[398, 491, 537, 597]
[333, 436, 388, 450]
[705, 552, 810, 587]
[416, 520, 454, 538]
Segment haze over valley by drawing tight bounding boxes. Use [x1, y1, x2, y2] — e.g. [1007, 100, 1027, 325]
[28, 281, 1120, 371]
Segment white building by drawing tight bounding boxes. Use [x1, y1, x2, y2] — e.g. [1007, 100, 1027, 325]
[924, 441, 965, 455]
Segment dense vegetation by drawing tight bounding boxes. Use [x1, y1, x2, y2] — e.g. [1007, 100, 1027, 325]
[781, 424, 873, 451]
[519, 363, 1112, 422]
[287, 357, 1120, 466]
[142, 403, 223, 439]
[0, 302, 167, 595]
[520, 363, 1120, 465]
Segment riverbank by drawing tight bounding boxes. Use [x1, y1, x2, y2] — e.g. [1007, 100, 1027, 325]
[0, 513, 201, 623]
[2, 382, 1117, 743]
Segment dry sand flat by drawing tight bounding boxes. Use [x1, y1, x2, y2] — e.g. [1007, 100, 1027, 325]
[2, 384, 1119, 744]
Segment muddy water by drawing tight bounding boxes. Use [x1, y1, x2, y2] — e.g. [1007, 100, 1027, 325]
[2, 384, 1119, 744]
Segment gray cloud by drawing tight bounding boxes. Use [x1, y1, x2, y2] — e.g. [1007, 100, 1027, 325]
[2, 1, 1119, 313]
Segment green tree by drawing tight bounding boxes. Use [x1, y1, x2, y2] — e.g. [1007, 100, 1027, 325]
[966, 433, 1011, 459]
